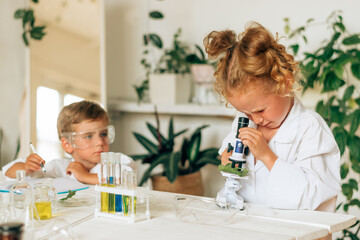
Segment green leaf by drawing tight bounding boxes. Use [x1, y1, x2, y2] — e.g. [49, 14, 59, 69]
[146, 122, 166, 146]
[149, 11, 164, 19]
[332, 126, 348, 155]
[351, 63, 360, 80]
[60, 190, 76, 201]
[133, 132, 158, 154]
[334, 22, 345, 32]
[218, 163, 249, 177]
[30, 26, 46, 40]
[193, 156, 220, 168]
[340, 163, 349, 179]
[168, 117, 174, 146]
[342, 34, 360, 45]
[14, 9, 26, 19]
[322, 71, 345, 92]
[290, 44, 299, 55]
[348, 199, 360, 208]
[349, 179, 358, 191]
[188, 133, 201, 163]
[348, 135, 360, 159]
[165, 152, 180, 183]
[349, 109, 360, 135]
[333, 62, 344, 79]
[149, 33, 163, 48]
[341, 183, 353, 200]
[343, 85, 355, 102]
[138, 155, 166, 186]
[22, 32, 29, 46]
[351, 159, 360, 174]
[129, 153, 151, 161]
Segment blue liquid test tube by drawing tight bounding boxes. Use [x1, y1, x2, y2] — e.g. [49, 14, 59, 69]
[114, 153, 122, 212]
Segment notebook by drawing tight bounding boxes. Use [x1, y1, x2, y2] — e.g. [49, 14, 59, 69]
[0, 177, 89, 194]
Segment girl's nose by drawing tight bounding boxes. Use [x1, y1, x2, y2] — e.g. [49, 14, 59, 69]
[252, 114, 263, 125]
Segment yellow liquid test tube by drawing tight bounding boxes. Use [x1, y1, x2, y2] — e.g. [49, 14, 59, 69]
[100, 152, 109, 212]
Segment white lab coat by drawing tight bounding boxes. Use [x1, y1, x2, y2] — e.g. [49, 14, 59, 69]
[2, 154, 134, 183]
[219, 97, 341, 211]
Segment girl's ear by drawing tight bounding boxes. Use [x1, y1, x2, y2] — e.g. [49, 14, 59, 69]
[61, 138, 74, 154]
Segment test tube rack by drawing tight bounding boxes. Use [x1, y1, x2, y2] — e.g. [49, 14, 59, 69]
[94, 185, 150, 223]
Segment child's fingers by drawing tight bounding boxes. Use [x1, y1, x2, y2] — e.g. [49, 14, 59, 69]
[221, 149, 232, 165]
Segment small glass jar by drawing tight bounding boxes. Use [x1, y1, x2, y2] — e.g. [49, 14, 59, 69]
[10, 170, 33, 227]
[0, 222, 24, 240]
[33, 184, 52, 220]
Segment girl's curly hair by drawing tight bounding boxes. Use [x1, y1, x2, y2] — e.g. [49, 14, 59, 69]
[204, 22, 300, 103]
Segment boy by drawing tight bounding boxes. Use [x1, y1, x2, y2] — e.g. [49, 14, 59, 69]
[3, 100, 133, 184]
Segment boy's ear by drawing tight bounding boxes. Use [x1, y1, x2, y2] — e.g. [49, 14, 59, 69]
[61, 138, 74, 154]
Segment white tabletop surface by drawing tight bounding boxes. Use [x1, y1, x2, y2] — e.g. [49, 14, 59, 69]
[23, 186, 356, 240]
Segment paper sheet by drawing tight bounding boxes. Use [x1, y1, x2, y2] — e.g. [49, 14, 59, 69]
[0, 177, 89, 194]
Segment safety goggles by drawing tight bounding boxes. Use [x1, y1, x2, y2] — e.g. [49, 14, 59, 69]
[61, 125, 115, 149]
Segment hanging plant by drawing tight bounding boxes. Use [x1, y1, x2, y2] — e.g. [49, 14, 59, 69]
[14, 0, 46, 46]
[284, 10, 360, 240]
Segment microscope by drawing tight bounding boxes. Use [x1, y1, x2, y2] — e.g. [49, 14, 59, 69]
[216, 117, 249, 210]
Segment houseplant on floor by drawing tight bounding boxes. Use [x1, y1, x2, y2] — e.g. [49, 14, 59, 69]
[284, 10, 360, 239]
[130, 108, 220, 196]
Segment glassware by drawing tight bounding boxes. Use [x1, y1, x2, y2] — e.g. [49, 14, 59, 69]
[173, 195, 239, 225]
[10, 170, 34, 228]
[33, 183, 52, 220]
[0, 192, 11, 223]
[0, 222, 24, 240]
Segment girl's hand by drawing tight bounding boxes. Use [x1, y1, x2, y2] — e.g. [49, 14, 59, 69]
[238, 127, 277, 170]
[25, 153, 45, 174]
[66, 162, 89, 182]
[221, 148, 232, 165]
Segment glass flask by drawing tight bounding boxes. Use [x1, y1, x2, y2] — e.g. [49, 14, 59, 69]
[10, 170, 34, 228]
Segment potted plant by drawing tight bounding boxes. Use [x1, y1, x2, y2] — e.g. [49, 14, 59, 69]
[134, 7, 193, 105]
[186, 46, 218, 104]
[130, 109, 220, 196]
[284, 11, 360, 239]
[148, 28, 193, 105]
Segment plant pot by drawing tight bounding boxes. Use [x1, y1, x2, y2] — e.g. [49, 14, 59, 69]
[151, 171, 204, 196]
[190, 64, 215, 85]
[149, 73, 192, 105]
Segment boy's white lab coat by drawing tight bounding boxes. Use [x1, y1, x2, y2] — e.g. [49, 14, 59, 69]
[219, 97, 341, 211]
[2, 154, 135, 184]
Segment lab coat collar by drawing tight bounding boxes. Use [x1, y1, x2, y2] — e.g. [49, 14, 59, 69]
[272, 96, 304, 144]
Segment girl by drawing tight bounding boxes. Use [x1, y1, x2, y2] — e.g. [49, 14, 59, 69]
[204, 22, 340, 212]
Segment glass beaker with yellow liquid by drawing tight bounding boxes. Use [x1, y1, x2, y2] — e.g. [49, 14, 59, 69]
[34, 184, 52, 220]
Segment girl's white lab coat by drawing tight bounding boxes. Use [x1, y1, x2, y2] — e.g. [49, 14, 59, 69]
[219, 97, 341, 211]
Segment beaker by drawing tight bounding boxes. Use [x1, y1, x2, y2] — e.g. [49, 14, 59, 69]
[10, 170, 34, 228]
[33, 184, 52, 220]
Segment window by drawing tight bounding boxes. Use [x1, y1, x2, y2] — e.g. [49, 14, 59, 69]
[36, 86, 84, 160]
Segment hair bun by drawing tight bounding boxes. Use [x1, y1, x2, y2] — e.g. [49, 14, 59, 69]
[204, 30, 237, 59]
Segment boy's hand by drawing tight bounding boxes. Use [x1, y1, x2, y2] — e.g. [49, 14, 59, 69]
[25, 153, 45, 174]
[66, 162, 89, 182]
[238, 127, 277, 170]
[221, 148, 232, 165]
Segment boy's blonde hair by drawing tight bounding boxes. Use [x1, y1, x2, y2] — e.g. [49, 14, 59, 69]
[203, 22, 301, 103]
[57, 100, 109, 139]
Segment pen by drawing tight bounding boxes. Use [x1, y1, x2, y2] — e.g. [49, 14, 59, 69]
[29, 142, 46, 172]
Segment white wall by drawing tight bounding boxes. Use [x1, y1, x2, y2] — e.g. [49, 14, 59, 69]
[0, 0, 27, 167]
[105, 0, 360, 101]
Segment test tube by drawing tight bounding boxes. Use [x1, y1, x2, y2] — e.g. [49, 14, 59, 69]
[100, 152, 109, 212]
[108, 152, 115, 213]
[114, 153, 122, 213]
[123, 169, 137, 216]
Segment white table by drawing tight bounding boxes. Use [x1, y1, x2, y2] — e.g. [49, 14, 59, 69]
[33, 186, 356, 240]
